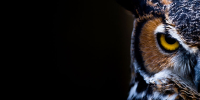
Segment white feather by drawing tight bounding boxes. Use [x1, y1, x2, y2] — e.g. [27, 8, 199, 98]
[127, 82, 138, 99]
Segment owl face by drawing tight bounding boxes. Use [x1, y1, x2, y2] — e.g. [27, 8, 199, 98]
[117, 0, 200, 93]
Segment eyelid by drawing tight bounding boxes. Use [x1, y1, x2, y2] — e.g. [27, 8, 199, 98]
[156, 32, 175, 39]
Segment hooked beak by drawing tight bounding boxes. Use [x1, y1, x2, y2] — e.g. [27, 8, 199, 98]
[193, 57, 200, 92]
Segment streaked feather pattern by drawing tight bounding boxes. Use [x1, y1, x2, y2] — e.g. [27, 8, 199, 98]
[116, 0, 200, 99]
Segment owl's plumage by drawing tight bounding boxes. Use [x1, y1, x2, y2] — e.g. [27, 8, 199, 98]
[116, 0, 200, 99]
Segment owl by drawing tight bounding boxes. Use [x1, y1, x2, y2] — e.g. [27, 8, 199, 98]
[116, 0, 200, 99]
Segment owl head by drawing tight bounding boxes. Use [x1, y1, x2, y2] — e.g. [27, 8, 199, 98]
[117, 0, 200, 94]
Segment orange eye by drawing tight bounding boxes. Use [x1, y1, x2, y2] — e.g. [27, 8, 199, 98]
[159, 34, 179, 51]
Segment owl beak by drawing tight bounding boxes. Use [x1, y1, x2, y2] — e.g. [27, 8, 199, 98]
[193, 57, 200, 92]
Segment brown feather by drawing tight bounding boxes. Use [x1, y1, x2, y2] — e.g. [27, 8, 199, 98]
[139, 18, 175, 73]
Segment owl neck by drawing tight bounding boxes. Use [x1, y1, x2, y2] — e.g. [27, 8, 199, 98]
[128, 68, 200, 99]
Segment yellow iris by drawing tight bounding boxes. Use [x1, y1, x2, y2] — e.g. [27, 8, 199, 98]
[160, 34, 179, 51]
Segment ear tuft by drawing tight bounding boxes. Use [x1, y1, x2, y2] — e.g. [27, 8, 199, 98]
[116, 0, 140, 17]
[116, 0, 171, 18]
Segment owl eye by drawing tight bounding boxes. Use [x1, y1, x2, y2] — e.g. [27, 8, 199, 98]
[157, 33, 179, 51]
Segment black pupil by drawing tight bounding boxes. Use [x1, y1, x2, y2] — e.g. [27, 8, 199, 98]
[165, 34, 176, 44]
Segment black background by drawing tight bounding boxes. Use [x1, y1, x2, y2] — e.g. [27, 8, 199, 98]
[42, 0, 134, 99]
